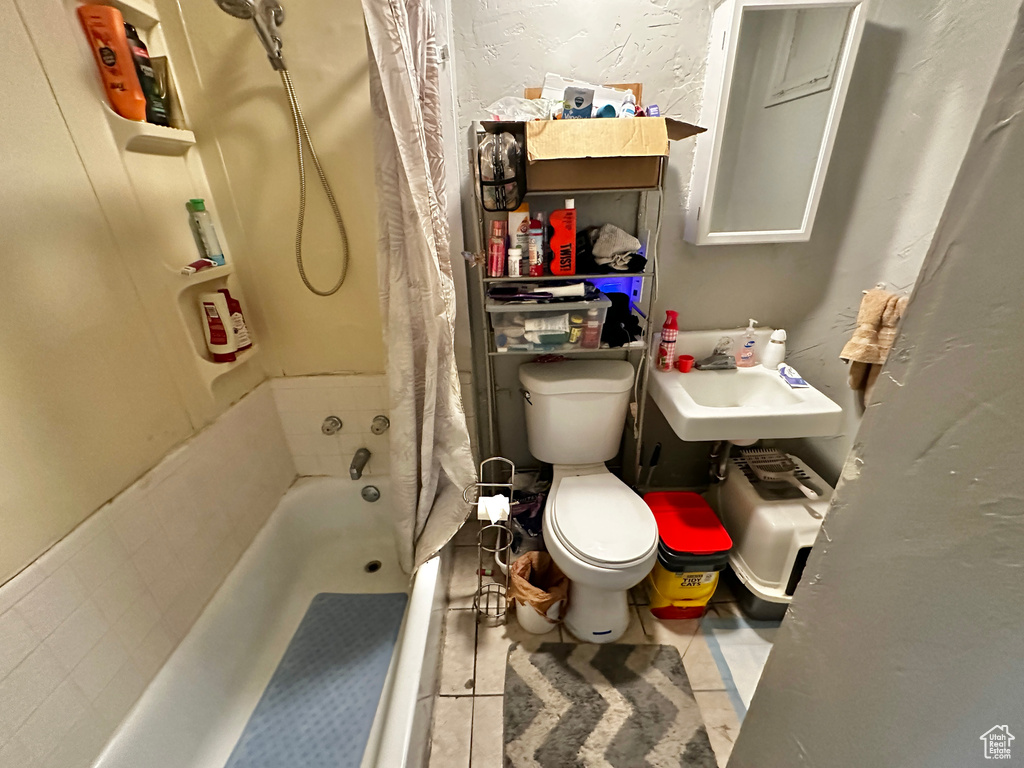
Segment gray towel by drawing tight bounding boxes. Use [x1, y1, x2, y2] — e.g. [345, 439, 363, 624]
[592, 224, 641, 270]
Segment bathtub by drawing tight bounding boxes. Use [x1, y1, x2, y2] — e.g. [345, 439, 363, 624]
[96, 477, 449, 768]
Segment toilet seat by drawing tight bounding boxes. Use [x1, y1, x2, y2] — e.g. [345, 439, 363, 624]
[549, 474, 658, 569]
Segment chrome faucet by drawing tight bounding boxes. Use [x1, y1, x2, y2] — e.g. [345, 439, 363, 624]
[350, 448, 371, 480]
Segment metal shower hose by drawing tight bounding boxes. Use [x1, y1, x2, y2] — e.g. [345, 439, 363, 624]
[281, 70, 349, 296]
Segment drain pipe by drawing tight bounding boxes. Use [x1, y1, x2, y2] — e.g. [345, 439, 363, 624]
[709, 440, 732, 483]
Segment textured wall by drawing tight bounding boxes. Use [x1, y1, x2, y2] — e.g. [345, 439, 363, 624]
[160, 0, 385, 377]
[449, 0, 1019, 484]
[731, 10, 1024, 763]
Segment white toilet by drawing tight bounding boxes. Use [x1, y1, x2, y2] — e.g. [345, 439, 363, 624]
[518, 360, 658, 643]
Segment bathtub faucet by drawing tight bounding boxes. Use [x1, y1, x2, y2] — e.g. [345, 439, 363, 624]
[350, 448, 371, 480]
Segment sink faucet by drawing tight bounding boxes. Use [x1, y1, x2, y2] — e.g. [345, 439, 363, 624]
[350, 448, 371, 480]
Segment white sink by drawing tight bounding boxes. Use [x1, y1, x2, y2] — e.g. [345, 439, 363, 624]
[649, 356, 843, 442]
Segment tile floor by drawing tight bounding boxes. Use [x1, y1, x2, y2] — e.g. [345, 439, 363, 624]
[427, 524, 746, 767]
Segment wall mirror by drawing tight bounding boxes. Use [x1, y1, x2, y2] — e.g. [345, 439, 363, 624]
[685, 0, 867, 245]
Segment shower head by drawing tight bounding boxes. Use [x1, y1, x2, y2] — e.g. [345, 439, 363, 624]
[215, 0, 287, 71]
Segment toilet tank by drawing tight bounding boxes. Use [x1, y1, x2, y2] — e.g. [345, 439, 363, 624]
[518, 361, 635, 464]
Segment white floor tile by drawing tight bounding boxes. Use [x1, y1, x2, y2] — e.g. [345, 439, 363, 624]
[439, 610, 476, 696]
[681, 630, 727, 692]
[475, 613, 559, 695]
[448, 546, 481, 610]
[694, 690, 741, 767]
[427, 695, 472, 768]
[637, 606, 701, 657]
[470, 696, 504, 768]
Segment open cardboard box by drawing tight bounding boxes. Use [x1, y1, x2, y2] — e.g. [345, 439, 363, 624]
[511, 82, 705, 192]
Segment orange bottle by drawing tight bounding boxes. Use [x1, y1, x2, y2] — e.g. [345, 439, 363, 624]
[77, 5, 147, 121]
[548, 198, 576, 276]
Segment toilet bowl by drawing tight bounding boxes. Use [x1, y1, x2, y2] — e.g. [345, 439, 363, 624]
[519, 360, 659, 643]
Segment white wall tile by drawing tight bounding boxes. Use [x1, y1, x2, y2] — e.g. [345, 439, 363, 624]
[16, 679, 90, 760]
[0, 380, 298, 766]
[0, 611, 40, 680]
[43, 601, 108, 671]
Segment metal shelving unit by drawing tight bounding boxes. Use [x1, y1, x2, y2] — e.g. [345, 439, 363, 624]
[467, 123, 665, 486]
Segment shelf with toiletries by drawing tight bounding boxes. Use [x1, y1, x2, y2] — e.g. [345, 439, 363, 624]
[483, 270, 651, 283]
[76, 1, 194, 156]
[175, 263, 234, 288]
[104, 106, 195, 155]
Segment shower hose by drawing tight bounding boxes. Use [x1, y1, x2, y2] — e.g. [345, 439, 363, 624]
[280, 69, 349, 296]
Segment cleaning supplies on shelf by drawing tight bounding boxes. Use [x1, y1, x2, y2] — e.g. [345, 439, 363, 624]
[199, 292, 238, 362]
[508, 203, 531, 252]
[217, 289, 252, 351]
[657, 310, 679, 371]
[186, 199, 226, 266]
[77, 5, 147, 122]
[527, 214, 545, 276]
[488, 220, 507, 277]
[548, 200, 576, 276]
[123, 23, 170, 126]
[761, 328, 787, 370]
[736, 319, 759, 368]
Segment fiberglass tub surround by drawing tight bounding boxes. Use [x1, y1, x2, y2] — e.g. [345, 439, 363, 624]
[96, 477, 445, 768]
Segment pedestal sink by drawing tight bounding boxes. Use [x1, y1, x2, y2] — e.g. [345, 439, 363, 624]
[648, 331, 843, 442]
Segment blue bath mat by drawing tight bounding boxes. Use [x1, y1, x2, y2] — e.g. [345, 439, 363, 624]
[224, 592, 408, 768]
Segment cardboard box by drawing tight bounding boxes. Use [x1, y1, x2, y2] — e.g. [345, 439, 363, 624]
[522, 117, 704, 192]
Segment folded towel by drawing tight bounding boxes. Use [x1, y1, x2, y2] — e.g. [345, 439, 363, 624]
[840, 287, 891, 364]
[592, 224, 642, 270]
[842, 288, 909, 396]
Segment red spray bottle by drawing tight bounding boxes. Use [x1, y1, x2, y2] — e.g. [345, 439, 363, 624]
[657, 310, 679, 371]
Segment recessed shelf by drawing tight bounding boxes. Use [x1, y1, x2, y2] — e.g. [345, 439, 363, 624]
[196, 344, 259, 389]
[524, 187, 660, 197]
[175, 263, 234, 290]
[105, 107, 195, 155]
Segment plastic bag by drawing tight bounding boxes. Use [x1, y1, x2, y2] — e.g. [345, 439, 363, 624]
[484, 97, 560, 122]
[508, 551, 568, 622]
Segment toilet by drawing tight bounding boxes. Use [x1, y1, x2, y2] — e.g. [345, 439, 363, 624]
[518, 360, 658, 643]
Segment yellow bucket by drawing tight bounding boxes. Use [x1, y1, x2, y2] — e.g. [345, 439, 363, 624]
[646, 563, 719, 620]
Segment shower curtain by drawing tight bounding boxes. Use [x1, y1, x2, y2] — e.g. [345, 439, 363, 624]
[362, 0, 477, 573]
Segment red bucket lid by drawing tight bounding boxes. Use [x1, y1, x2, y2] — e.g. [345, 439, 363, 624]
[643, 492, 732, 555]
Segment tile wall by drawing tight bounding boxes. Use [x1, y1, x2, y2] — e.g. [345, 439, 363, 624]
[271, 375, 391, 478]
[0, 384, 296, 768]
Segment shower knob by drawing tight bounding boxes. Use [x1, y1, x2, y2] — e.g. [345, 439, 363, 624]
[370, 415, 390, 435]
[322, 416, 343, 435]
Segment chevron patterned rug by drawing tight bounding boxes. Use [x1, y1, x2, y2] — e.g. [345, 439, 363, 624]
[505, 643, 717, 768]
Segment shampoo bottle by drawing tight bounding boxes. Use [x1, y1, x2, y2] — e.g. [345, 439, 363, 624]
[548, 199, 576, 276]
[186, 199, 226, 266]
[77, 5, 147, 121]
[657, 310, 679, 371]
[736, 318, 759, 367]
[199, 292, 238, 362]
[123, 23, 170, 126]
[217, 289, 252, 351]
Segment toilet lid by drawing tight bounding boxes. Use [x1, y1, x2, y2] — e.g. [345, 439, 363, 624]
[550, 474, 658, 568]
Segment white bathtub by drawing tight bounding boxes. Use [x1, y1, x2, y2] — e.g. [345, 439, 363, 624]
[96, 477, 449, 768]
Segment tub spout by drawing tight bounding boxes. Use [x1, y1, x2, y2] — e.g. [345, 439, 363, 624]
[350, 448, 371, 480]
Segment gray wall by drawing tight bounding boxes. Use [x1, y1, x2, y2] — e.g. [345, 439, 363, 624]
[731, 10, 1024, 765]
[450, 0, 1018, 485]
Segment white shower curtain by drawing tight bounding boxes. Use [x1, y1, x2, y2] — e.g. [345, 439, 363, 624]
[362, 0, 476, 573]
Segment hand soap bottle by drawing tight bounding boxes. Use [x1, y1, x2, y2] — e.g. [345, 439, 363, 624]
[735, 319, 759, 368]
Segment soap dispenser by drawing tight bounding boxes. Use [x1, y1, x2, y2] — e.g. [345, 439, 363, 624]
[736, 319, 759, 368]
[761, 328, 787, 369]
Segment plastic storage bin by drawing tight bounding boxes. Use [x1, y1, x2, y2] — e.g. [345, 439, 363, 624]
[643, 492, 732, 620]
[486, 293, 611, 353]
